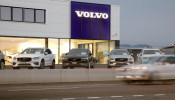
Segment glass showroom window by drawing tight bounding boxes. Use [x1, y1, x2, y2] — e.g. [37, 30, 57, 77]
[0, 37, 45, 65]
[35, 10, 45, 23]
[1, 6, 11, 20]
[96, 41, 109, 64]
[60, 39, 70, 64]
[71, 39, 94, 55]
[24, 8, 34, 22]
[48, 39, 58, 64]
[110, 41, 115, 52]
[12, 7, 23, 21]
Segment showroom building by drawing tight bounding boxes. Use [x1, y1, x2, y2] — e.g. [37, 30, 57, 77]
[0, 0, 120, 65]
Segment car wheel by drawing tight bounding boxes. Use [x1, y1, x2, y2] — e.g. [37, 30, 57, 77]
[62, 66, 68, 69]
[0, 60, 5, 69]
[50, 60, 55, 69]
[124, 80, 133, 84]
[13, 67, 20, 69]
[90, 65, 94, 69]
[39, 60, 45, 69]
[28, 67, 33, 69]
[107, 65, 112, 68]
[62, 65, 68, 69]
[70, 67, 74, 69]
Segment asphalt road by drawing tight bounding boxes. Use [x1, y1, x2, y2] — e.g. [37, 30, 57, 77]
[1, 82, 175, 100]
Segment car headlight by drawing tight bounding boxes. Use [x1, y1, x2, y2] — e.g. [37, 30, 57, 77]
[110, 58, 115, 60]
[81, 58, 88, 61]
[33, 57, 40, 60]
[13, 57, 17, 60]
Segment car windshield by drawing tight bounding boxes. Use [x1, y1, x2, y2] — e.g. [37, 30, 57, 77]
[141, 56, 163, 64]
[21, 48, 44, 54]
[157, 56, 175, 64]
[143, 50, 162, 55]
[68, 49, 88, 55]
[110, 49, 130, 55]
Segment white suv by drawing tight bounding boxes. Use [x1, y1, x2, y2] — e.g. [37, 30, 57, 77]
[137, 49, 163, 63]
[0, 50, 5, 69]
[13, 47, 55, 69]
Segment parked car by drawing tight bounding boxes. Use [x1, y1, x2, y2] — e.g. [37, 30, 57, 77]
[121, 55, 175, 83]
[108, 49, 134, 68]
[62, 48, 94, 69]
[0, 50, 5, 69]
[137, 49, 163, 63]
[13, 47, 55, 69]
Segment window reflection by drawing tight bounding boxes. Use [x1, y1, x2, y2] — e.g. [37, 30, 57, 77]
[0, 37, 45, 65]
[35, 10, 45, 23]
[24, 9, 34, 22]
[13, 8, 23, 21]
[1, 6, 11, 20]
[48, 39, 58, 64]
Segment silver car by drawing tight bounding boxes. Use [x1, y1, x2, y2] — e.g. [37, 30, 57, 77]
[137, 49, 163, 64]
[108, 49, 134, 68]
[122, 55, 175, 83]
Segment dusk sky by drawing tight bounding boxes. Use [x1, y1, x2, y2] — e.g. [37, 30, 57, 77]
[71, 0, 175, 48]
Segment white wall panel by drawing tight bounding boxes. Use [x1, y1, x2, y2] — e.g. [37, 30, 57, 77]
[0, 0, 119, 40]
[111, 5, 120, 40]
[0, 0, 71, 38]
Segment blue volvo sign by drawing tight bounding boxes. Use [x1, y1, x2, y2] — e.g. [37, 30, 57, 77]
[71, 1, 110, 40]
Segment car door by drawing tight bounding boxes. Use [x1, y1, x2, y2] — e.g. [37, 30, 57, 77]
[44, 49, 51, 66]
[47, 49, 53, 65]
[45, 49, 53, 66]
[164, 57, 175, 79]
[158, 57, 175, 80]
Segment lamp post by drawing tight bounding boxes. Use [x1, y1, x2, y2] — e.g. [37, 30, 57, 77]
[174, 42, 175, 54]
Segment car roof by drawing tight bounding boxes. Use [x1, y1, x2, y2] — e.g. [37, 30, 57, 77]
[142, 49, 160, 50]
[25, 47, 46, 49]
[71, 48, 89, 50]
[142, 54, 175, 57]
[113, 49, 128, 50]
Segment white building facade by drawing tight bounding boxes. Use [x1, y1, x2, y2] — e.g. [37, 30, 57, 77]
[0, 0, 120, 65]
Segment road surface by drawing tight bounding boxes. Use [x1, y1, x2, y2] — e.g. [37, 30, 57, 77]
[0, 82, 175, 100]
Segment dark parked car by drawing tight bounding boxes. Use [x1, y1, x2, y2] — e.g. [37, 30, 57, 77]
[0, 50, 5, 69]
[62, 49, 94, 69]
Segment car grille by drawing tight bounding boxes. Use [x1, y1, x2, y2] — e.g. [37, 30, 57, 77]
[17, 58, 32, 62]
[68, 58, 81, 61]
[115, 58, 128, 62]
[18, 64, 31, 66]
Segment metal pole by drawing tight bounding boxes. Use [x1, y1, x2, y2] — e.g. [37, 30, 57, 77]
[174, 43, 175, 54]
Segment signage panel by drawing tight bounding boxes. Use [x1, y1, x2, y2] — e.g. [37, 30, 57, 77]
[71, 2, 110, 40]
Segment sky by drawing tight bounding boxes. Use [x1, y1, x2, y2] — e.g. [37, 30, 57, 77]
[70, 0, 175, 48]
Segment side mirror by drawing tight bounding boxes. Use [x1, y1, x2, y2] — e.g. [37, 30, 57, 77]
[44, 52, 48, 55]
